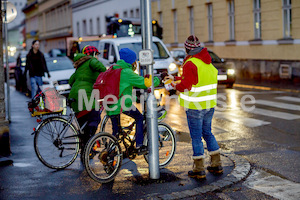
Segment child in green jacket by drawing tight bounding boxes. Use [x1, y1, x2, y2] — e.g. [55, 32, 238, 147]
[108, 48, 160, 154]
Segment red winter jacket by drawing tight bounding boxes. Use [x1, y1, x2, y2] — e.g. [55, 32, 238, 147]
[174, 48, 212, 92]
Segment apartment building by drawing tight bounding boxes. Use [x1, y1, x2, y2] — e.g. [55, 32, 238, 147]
[38, 0, 72, 53]
[152, 0, 300, 81]
[23, 0, 39, 50]
[71, 0, 140, 38]
[23, 0, 72, 53]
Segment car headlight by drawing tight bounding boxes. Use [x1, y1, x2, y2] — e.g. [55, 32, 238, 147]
[227, 69, 235, 75]
[168, 63, 177, 71]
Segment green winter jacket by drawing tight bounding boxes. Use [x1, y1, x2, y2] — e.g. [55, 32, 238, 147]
[69, 53, 106, 113]
[106, 59, 160, 116]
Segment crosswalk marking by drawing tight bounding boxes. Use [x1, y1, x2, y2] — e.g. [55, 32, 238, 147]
[244, 169, 300, 200]
[247, 108, 300, 120]
[255, 100, 300, 111]
[275, 96, 300, 103]
[214, 111, 271, 128]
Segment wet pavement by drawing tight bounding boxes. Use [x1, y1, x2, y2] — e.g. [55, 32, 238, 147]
[0, 86, 251, 200]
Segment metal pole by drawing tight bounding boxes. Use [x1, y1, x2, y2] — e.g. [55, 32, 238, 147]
[4, 0, 10, 122]
[142, 0, 160, 179]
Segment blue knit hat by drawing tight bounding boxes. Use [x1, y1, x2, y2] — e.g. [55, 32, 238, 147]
[119, 48, 137, 65]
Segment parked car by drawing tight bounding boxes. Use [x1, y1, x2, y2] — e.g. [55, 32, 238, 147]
[48, 48, 67, 57]
[81, 36, 179, 77]
[172, 48, 236, 88]
[3, 56, 17, 80]
[26, 56, 75, 97]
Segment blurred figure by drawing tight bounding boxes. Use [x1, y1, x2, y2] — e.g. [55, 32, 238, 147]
[25, 40, 50, 98]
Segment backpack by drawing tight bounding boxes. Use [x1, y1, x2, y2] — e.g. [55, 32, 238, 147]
[93, 65, 122, 104]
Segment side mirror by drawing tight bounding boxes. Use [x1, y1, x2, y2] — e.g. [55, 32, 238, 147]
[108, 55, 114, 63]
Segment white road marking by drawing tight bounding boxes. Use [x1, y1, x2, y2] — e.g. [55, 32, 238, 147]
[255, 100, 300, 111]
[247, 108, 300, 120]
[214, 111, 271, 127]
[244, 169, 300, 200]
[275, 96, 300, 103]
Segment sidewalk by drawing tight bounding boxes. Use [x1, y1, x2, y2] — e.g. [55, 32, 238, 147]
[0, 87, 250, 200]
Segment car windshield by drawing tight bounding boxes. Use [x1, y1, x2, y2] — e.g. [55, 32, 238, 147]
[118, 41, 169, 59]
[78, 41, 100, 52]
[46, 57, 73, 71]
[209, 51, 222, 63]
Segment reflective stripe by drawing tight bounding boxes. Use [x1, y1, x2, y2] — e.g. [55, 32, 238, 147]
[190, 84, 217, 92]
[180, 94, 217, 102]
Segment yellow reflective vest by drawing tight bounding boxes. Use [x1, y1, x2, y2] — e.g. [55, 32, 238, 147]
[178, 57, 218, 110]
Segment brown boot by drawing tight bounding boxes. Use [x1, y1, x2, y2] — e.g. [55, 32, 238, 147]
[188, 159, 206, 179]
[207, 152, 223, 174]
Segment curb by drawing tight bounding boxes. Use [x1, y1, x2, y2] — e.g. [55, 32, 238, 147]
[146, 151, 251, 200]
[233, 83, 300, 93]
[0, 156, 13, 167]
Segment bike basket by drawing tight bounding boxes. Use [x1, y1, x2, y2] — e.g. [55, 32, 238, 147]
[28, 88, 66, 117]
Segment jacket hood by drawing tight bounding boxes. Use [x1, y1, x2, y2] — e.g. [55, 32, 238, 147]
[184, 47, 211, 64]
[114, 59, 133, 70]
[73, 53, 92, 68]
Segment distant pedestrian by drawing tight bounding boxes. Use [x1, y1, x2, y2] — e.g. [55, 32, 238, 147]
[25, 40, 50, 99]
[164, 35, 223, 179]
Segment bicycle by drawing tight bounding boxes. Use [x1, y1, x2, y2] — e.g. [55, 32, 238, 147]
[31, 97, 101, 170]
[83, 104, 176, 183]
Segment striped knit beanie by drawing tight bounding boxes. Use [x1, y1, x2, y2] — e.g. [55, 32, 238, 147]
[184, 35, 201, 50]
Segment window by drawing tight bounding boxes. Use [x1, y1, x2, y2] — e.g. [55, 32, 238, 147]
[282, 0, 292, 38]
[130, 10, 134, 18]
[159, 12, 163, 27]
[207, 4, 213, 41]
[228, 0, 235, 40]
[82, 20, 87, 36]
[124, 11, 128, 18]
[253, 0, 261, 39]
[103, 43, 110, 59]
[77, 22, 80, 37]
[189, 7, 194, 35]
[89, 19, 93, 35]
[97, 17, 100, 35]
[173, 10, 178, 43]
[136, 8, 140, 18]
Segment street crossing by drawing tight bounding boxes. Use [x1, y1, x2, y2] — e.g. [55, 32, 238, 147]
[214, 94, 300, 128]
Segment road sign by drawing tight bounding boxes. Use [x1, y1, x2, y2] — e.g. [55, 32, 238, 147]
[139, 49, 154, 65]
[2, 1, 17, 23]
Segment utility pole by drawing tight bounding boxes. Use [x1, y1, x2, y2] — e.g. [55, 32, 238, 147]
[0, 0, 11, 157]
[140, 0, 160, 179]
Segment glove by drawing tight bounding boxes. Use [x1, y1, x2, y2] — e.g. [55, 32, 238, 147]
[144, 74, 152, 87]
[144, 74, 150, 78]
[160, 72, 169, 80]
[47, 73, 51, 78]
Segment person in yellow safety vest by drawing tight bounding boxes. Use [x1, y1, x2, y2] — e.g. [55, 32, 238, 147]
[164, 35, 223, 180]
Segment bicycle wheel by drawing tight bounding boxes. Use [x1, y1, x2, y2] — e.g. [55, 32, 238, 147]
[84, 132, 123, 183]
[99, 115, 112, 133]
[34, 117, 80, 169]
[144, 122, 176, 168]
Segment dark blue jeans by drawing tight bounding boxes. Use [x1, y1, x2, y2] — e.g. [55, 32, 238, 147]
[110, 106, 144, 147]
[186, 108, 220, 159]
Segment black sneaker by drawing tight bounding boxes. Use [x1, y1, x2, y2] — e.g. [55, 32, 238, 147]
[135, 145, 148, 155]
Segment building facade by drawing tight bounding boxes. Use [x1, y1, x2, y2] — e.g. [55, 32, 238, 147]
[38, 0, 72, 52]
[23, 0, 72, 53]
[22, 0, 39, 51]
[152, 0, 300, 81]
[71, 0, 140, 38]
